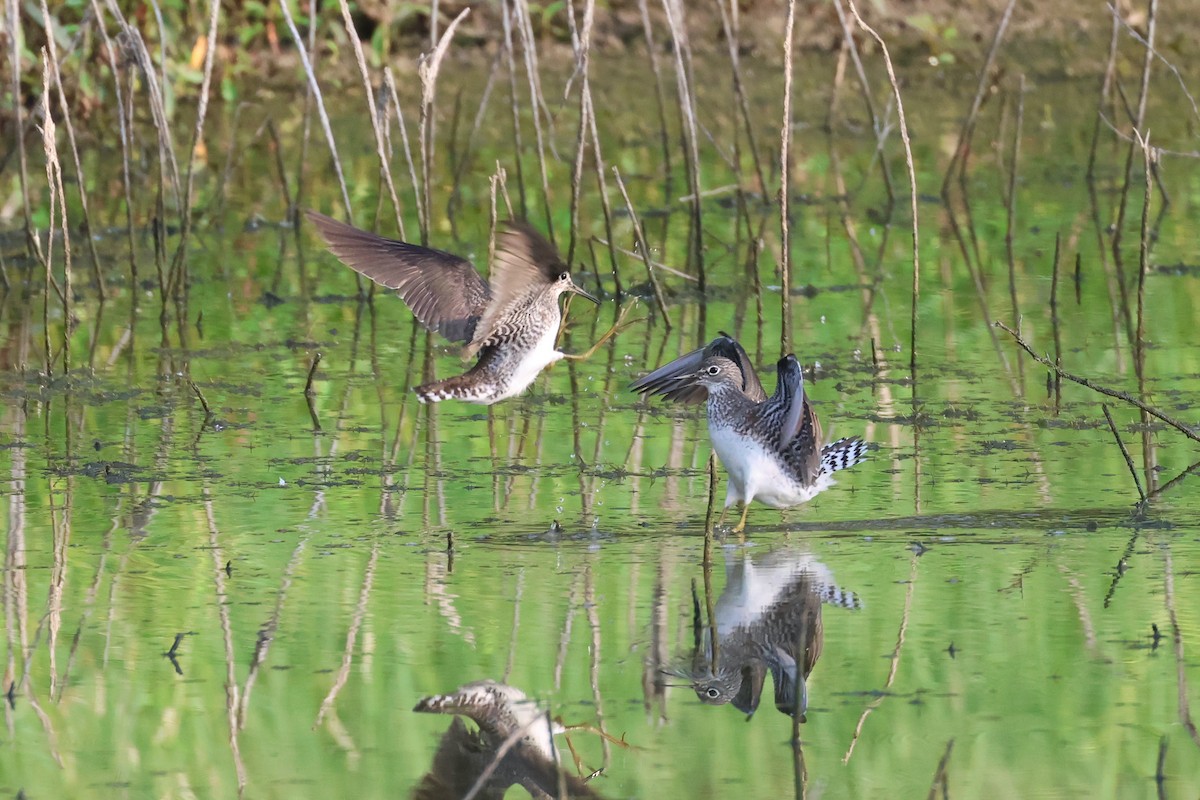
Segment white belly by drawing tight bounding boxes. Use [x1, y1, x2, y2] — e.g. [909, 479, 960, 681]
[493, 326, 563, 402]
[709, 423, 835, 509]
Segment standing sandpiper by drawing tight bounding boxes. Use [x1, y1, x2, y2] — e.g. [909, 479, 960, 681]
[308, 211, 622, 404]
[633, 335, 866, 532]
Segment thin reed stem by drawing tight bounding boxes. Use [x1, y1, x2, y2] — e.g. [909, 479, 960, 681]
[613, 167, 671, 326]
[279, 0, 354, 222]
[779, 0, 797, 353]
[846, 2, 920, 375]
[336, 0, 406, 238]
[418, 8, 471, 244]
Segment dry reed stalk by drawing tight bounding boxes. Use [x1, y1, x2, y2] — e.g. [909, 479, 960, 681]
[278, 0, 354, 222]
[8, 0, 43, 279]
[446, 54, 500, 231]
[335, 0, 406, 238]
[778, 0, 798, 353]
[503, 570, 525, 683]
[1135, 130, 1156, 494]
[846, 2, 920, 374]
[661, 0, 705, 292]
[1050, 233, 1063, 408]
[166, 0, 221, 301]
[293, 4, 320, 226]
[792, 731, 808, 796]
[39, 52, 73, 375]
[584, 94, 621, 295]
[1086, 11, 1121, 182]
[500, 0, 529, 218]
[1005, 76, 1025, 331]
[119, 23, 182, 234]
[715, 0, 766, 193]
[613, 167, 671, 325]
[635, 0, 673, 181]
[90, 3, 139, 288]
[1111, 0, 1158, 269]
[831, 0, 895, 207]
[38, 0, 105, 300]
[513, 0, 556, 239]
[1135, 129, 1153, 366]
[418, 8, 471, 245]
[383, 69, 425, 235]
[263, 119, 295, 220]
[212, 101, 247, 219]
[940, 0, 1016, 193]
[592, 237, 696, 282]
[566, 0, 597, 266]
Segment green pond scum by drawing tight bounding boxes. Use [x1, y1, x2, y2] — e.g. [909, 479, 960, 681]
[3, 4, 1200, 799]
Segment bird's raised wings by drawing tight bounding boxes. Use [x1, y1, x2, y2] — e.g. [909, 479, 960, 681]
[307, 210, 491, 343]
[631, 333, 767, 404]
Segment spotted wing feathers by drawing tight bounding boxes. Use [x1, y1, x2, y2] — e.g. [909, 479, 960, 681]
[306, 211, 491, 343]
[466, 221, 565, 357]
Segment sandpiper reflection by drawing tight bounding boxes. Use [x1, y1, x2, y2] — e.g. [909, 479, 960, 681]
[675, 547, 860, 721]
[412, 680, 603, 800]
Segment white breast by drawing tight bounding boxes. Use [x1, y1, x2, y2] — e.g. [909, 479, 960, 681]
[493, 325, 563, 402]
[709, 422, 835, 509]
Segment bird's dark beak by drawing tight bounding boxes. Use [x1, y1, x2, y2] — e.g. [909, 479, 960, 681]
[568, 280, 601, 305]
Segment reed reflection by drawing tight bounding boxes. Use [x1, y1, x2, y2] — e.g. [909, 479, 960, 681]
[674, 547, 860, 722]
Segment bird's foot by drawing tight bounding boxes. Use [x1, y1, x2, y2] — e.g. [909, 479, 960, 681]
[730, 504, 751, 534]
[562, 300, 640, 361]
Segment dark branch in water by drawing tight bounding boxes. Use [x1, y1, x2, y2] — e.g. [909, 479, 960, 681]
[926, 738, 955, 800]
[188, 380, 214, 420]
[304, 353, 322, 397]
[995, 322, 1200, 445]
[1101, 404, 1146, 503]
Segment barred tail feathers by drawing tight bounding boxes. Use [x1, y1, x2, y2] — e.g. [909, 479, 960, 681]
[414, 375, 495, 404]
[819, 436, 867, 475]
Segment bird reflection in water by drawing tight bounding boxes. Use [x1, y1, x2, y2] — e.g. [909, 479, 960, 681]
[673, 547, 860, 721]
[412, 680, 605, 800]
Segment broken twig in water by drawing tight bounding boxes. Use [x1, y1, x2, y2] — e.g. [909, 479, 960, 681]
[926, 738, 955, 800]
[1102, 404, 1146, 502]
[995, 322, 1200, 445]
[189, 380, 214, 420]
[305, 353, 322, 397]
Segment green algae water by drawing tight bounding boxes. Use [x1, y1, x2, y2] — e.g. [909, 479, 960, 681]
[3, 40, 1200, 800]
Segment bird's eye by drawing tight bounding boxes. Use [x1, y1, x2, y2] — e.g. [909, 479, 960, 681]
[559, 272, 570, 282]
[705, 687, 720, 699]
[706, 365, 720, 376]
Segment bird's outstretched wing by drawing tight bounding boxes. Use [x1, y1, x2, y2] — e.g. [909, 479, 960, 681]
[631, 332, 766, 404]
[307, 210, 491, 343]
[768, 355, 823, 481]
[465, 221, 566, 357]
